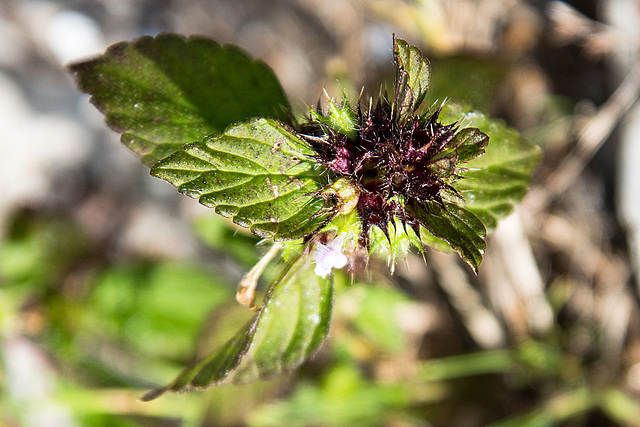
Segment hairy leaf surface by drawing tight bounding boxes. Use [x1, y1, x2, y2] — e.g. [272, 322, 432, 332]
[151, 118, 330, 240]
[69, 34, 290, 165]
[451, 127, 490, 163]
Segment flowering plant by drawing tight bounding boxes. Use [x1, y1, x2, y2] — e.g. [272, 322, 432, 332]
[69, 34, 539, 398]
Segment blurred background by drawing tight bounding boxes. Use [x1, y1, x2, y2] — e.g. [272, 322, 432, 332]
[2, 0, 640, 425]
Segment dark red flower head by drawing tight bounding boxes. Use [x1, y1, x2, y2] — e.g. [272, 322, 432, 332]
[301, 94, 471, 247]
[298, 37, 489, 250]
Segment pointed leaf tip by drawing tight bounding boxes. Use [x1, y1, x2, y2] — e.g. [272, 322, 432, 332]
[141, 252, 334, 399]
[393, 37, 431, 124]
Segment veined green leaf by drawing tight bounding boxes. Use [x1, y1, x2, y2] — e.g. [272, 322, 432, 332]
[440, 103, 542, 230]
[394, 37, 430, 124]
[141, 251, 333, 400]
[451, 127, 490, 163]
[151, 118, 331, 240]
[406, 200, 486, 272]
[68, 34, 290, 165]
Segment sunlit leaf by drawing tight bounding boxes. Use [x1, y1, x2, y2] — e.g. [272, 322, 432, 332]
[310, 97, 358, 141]
[393, 37, 430, 124]
[452, 127, 490, 163]
[69, 34, 290, 165]
[151, 118, 330, 240]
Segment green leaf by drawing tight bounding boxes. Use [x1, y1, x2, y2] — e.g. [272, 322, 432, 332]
[141, 251, 333, 400]
[151, 118, 330, 240]
[310, 97, 358, 141]
[68, 34, 290, 165]
[406, 200, 486, 272]
[393, 37, 430, 124]
[599, 388, 640, 426]
[418, 349, 516, 382]
[451, 127, 490, 163]
[426, 125, 487, 175]
[440, 103, 542, 230]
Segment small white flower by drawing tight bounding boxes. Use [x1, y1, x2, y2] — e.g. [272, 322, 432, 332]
[314, 235, 348, 278]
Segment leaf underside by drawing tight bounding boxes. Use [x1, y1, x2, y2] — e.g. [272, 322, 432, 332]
[69, 33, 290, 165]
[407, 200, 486, 272]
[151, 118, 331, 240]
[141, 252, 333, 401]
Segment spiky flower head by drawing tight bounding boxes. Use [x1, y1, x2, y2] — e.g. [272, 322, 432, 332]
[300, 37, 490, 260]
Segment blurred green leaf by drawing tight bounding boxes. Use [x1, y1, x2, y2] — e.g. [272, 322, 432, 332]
[58, 387, 203, 422]
[514, 340, 563, 378]
[77, 414, 141, 427]
[247, 364, 411, 427]
[69, 34, 290, 165]
[440, 103, 541, 231]
[488, 388, 596, 427]
[90, 262, 233, 359]
[192, 214, 261, 266]
[0, 214, 88, 289]
[419, 350, 515, 382]
[151, 118, 330, 240]
[599, 388, 640, 425]
[345, 284, 411, 354]
[425, 57, 507, 111]
[142, 252, 333, 400]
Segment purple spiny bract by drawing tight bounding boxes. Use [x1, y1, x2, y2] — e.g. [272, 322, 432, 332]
[302, 95, 464, 247]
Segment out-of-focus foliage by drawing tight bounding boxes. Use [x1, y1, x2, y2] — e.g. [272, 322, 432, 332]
[3, 207, 640, 425]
